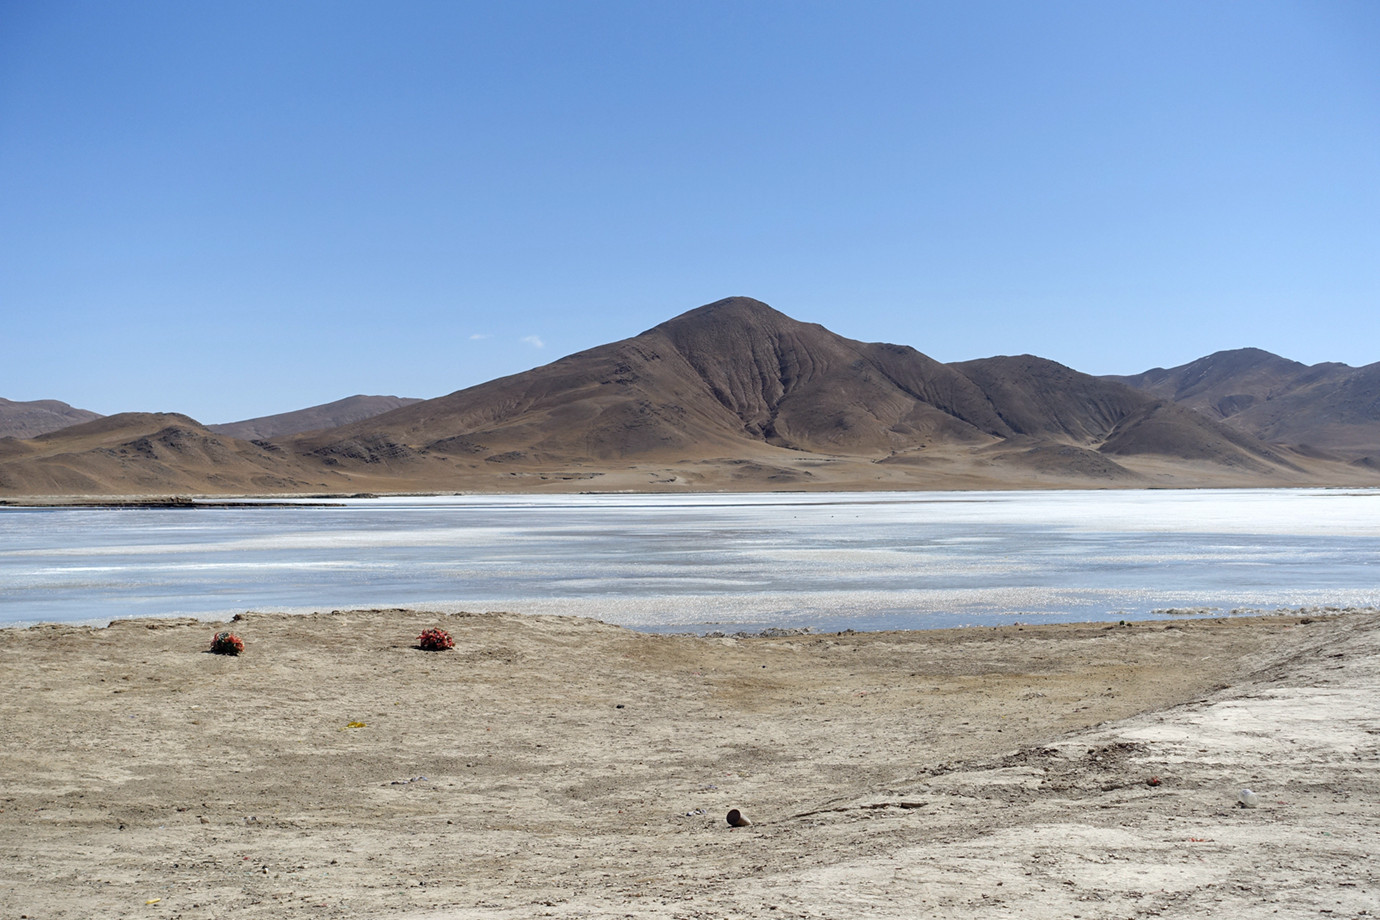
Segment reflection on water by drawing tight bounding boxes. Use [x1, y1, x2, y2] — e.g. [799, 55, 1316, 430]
[2, 489, 1378, 631]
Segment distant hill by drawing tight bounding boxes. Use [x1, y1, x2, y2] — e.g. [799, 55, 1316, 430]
[0, 413, 323, 496]
[3, 300, 1377, 497]
[210, 395, 424, 440]
[1106, 349, 1380, 459]
[0, 397, 102, 439]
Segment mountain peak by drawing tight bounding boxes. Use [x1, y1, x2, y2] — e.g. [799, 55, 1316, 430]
[645, 296, 791, 337]
[1194, 347, 1302, 373]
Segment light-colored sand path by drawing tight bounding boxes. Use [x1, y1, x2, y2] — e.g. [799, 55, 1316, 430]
[643, 613, 1379, 920]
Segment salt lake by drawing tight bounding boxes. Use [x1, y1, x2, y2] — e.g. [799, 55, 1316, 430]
[2, 489, 1378, 632]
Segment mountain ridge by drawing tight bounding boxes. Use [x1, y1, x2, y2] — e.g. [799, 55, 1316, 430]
[1106, 348, 1380, 458]
[209, 394, 424, 440]
[0, 397, 103, 439]
[4, 298, 1378, 496]
[284, 297, 1352, 488]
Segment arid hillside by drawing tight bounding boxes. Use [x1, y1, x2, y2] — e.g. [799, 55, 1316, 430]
[209, 394, 424, 441]
[287, 297, 1358, 491]
[1107, 348, 1380, 461]
[0, 413, 323, 496]
[0, 396, 102, 439]
[4, 299, 1378, 497]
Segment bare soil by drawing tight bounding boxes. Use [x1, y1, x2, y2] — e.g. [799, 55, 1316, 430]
[1, 609, 1377, 919]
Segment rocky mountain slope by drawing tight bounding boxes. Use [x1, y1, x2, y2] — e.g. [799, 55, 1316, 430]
[4, 299, 1376, 496]
[1107, 348, 1380, 460]
[209, 394, 423, 440]
[0, 413, 321, 495]
[287, 298, 1338, 488]
[0, 397, 102, 439]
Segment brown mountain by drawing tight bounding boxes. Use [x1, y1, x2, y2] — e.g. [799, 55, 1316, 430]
[0, 413, 324, 496]
[290, 297, 1339, 490]
[0, 397, 102, 439]
[296, 297, 1012, 462]
[4, 299, 1375, 497]
[1107, 349, 1380, 459]
[210, 394, 424, 440]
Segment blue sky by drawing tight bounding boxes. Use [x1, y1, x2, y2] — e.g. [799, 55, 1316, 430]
[2, 1, 1377, 424]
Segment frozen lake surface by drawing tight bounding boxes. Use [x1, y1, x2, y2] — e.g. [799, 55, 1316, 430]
[2, 489, 1378, 632]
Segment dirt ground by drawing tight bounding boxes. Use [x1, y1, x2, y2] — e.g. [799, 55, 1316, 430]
[1, 609, 1377, 919]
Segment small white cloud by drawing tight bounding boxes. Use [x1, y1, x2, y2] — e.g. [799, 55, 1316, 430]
[469, 333, 492, 341]
[521, 335, 545, 348]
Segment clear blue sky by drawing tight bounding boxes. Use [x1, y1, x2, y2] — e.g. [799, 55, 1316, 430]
[2, 0, 1377, 424]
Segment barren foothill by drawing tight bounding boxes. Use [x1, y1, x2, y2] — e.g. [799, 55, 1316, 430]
[7, 300, 1380, 497]
[2, 608, 1377, 918]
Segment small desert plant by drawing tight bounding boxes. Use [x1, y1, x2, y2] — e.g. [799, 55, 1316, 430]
[417, 627, 454, 651]
[209, 631, 244, 656]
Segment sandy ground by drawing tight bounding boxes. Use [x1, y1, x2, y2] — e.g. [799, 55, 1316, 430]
[1, 609, 1377, 919]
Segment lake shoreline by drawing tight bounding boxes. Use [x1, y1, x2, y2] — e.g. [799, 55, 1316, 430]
[4, 482, 1376, 508]
[6, 603, 1379, 636]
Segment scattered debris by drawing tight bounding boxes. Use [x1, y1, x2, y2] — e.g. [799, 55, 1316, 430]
[417, 628, 454, 651]
[385, 776, 429, 786]
[1152, 607, 1221, 617]
[208, 631, 244, 656]
[787, 800, 929, 820]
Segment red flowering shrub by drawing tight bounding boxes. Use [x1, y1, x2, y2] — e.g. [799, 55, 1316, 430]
[209, 631, 244, 656]
[417, 627, 454, 651]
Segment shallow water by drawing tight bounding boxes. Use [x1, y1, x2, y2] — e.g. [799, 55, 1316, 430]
[2, 489, 1378, 631]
